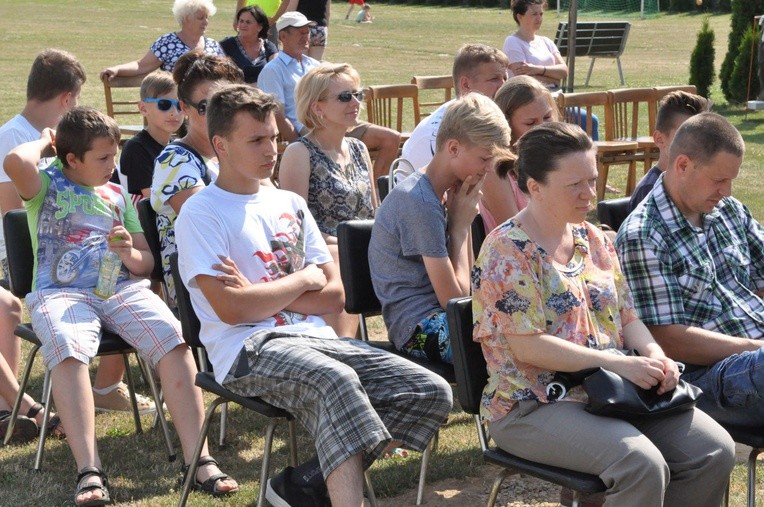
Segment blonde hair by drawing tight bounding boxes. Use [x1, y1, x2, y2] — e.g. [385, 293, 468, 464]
[173, 0, 216, 25]
[139, 70, 176, 100]
[435, 93, 513, 160]
[295, 63, 362, 131]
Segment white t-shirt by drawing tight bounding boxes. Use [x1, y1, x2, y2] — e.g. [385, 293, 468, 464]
[400, 100, 453, 176]
[175, 183, 335, 383]
[503, 34, 560, 77]
[0, 114, 47, 261]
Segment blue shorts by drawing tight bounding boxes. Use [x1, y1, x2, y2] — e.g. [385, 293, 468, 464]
[401, 311, 453, 364]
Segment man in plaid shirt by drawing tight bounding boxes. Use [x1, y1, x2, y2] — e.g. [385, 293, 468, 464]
[616, 112, 764, 427]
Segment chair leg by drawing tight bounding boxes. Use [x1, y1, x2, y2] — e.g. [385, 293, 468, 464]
[364, 470, 378, 507]
[625, 160, 637, 196]
[33, 370, 53, 471]
[416, 437, 434, 505]
[486, 468, 511, 507]
[122, 353, 142, 434]
[288, 419, 298, 467]
[178, 396, 226, 507]
[596, 160, 610, 202]
[138, 356, 176, 462]
[219, 402, 228, 447]
[4, 343, 40, 445]
[723, 477, 730, 507]
[747, 447, 760, 507]
[257, 418, 280, 507]
[586, 58, 596, 87]
[616, 56, 625, 86]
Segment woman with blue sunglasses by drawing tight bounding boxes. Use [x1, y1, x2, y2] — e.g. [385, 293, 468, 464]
[150, 51, 244, 308]
[278, 63, 376, 338]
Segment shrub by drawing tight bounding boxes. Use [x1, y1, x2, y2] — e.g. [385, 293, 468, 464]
[721, 0, 764, 99]
[689, 17, 715, 98]
[727, 26, 759, 103]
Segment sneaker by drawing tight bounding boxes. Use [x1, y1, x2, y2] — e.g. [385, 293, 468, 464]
[266, 467, 328, 507]
[93, 382, 156, 415]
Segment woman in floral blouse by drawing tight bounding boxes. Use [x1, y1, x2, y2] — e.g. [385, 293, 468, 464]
[472, 122, 734, 506]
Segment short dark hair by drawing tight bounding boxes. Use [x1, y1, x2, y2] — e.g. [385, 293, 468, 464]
[56, 107, 120, 167]
[172, 51, 244, 104]
[207, 84, 279, 143]
[655, 90, 710, 134]
[669, 112, 744, 168]
[515, 122, 593, 193]
[236, 5, 269, 39]
[510, 0, 547, 24]
[27, 49, 86, 102]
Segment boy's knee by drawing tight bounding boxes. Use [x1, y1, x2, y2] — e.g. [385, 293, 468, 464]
[0, 288, 22, 324]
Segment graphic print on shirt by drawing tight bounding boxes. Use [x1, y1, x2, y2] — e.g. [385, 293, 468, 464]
[253, 209, 308, 327]
[34, 162, 129, 290]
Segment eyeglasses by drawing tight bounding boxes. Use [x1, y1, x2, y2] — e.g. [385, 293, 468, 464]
[335, 90, 365, 103]
[143, 97, 181, 112]
[184, 98, 208, 116]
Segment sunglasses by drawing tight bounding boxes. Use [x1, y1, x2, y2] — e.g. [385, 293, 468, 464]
[335, 90, 365, 103]
[143, 97, 181, 112]
[184, 98, 208, 116]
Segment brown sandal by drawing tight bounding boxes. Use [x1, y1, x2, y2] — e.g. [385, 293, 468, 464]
[0, 409, 38, 444]
[27, 403, 66, 439]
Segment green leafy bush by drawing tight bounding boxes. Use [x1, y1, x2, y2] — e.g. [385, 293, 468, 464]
[689, 17, 715, 98]
[727, 26, 759, 103]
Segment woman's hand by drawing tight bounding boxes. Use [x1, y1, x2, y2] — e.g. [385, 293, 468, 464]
[213, 255, 251, 288]
[654, 356, 680, 394]
[100, 67, 118, 82]
[608, 355, 666, 391]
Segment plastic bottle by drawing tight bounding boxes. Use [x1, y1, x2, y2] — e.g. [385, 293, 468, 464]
[94, 237, 122, 299]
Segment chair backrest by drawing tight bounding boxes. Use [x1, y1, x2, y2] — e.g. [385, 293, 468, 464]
[365, 84, 421, 133]
[605, 87, 657, 140]
[3, 209, 33, 297]
[136, 198, 164, 282]
[377, 175, 390, 202]
[337, 219, 380, 319]
[169, 252, 203, 349]
[597, 197, 632, 232]
[102, 74, 148, 133]
[411, 75, 454, 114]
[653, 84, 698, 103]
[446, 297, 485, 415]
[554, 21, 631, 58]
[471, 214, 486, 258]
[557, 91, 609, 138]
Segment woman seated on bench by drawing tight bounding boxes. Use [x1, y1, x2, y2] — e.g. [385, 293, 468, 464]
[472, 122, 734, 507]
[503, 0, 599, 140]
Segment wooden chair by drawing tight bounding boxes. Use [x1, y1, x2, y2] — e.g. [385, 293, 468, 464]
[446, 297, 606, 507]
[653, 84, 698, 102]
[557, 91, 639, 202]
[102, 74, 148, 139]
[365, 84, 421, 141]
[411, 75, 454, 115]
[606, 87, 659, 179]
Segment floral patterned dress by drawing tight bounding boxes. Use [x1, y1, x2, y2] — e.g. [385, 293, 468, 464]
[471, 219, 638, 422]
[297, 136, 374, 237]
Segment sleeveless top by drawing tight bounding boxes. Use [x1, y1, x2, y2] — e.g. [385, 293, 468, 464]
[298, 136, 374, 237]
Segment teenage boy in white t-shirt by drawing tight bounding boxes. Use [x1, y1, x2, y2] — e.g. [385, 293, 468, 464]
[175, 84, 452, 506]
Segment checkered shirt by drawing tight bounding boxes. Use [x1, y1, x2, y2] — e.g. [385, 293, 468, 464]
[616, 174, 764, 338]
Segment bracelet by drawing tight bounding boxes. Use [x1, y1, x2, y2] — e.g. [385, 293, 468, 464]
[541, 66, 547, 76]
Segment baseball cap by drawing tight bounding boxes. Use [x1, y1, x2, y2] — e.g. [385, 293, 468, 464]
[276, 12, 316, 32]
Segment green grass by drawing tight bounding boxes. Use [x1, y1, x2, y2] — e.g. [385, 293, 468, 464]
[1, 1, 763, 505]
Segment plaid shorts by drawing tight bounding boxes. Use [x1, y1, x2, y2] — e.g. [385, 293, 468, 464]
[309, 25, 328, 47]
[27, 279, 184, 370]
[222, 332, 452, 478]
[402, 311, 453, 364]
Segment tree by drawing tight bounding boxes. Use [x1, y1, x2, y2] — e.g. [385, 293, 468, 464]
[720, 0, 764, 100]
[689, 18, 715, 98]
[727, 26, 759, 103]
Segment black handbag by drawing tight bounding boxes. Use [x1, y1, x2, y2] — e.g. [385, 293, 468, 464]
[581, 367, 702, 419]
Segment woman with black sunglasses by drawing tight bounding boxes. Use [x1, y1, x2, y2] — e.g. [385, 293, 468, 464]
[150, 51, 243, 307]
[278, 63, 376, 338]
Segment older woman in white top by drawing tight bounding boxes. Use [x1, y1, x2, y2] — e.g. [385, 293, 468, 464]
[100, 0, 224, 79]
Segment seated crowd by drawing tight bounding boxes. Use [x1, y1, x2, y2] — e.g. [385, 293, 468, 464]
[1, 1, 762, 506]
